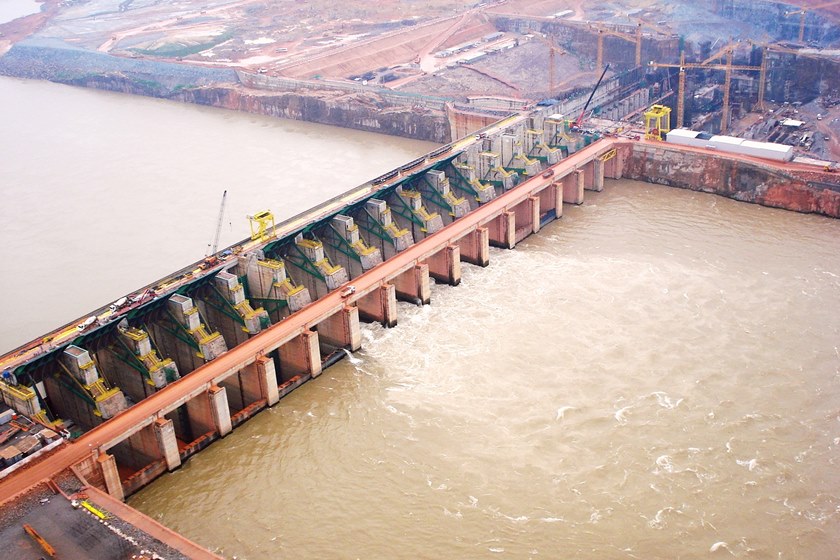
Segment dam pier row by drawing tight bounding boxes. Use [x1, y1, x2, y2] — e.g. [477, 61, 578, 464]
[1, 109, 839, 556]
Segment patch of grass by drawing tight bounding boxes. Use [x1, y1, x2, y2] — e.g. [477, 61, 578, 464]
[132, 31, 232, 58]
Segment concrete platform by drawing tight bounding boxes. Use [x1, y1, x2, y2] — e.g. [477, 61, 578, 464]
[0, 482, 212, 559]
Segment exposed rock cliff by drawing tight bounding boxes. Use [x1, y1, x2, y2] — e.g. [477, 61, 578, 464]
[0, 41, 451, 143]
[622, 143, 840, 218]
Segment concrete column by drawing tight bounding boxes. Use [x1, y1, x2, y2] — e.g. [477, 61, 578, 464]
[97, 452, 125, 502]
[279, 330, 323, 379]
[317, 306, 362, 352]
[529, 195, 541, 234]
[393, 264, 431, 305]
[426, 245, 461, 286]
[593, 159, 605, 192]
[185, 391, 215, 438]
[583, 161, 597, 192]
[357, 284, 398, 328]
[209, 385, 232, 437]
[153, 418, 181, 471]
[457, 227, 489, 267]
[537, 182, 563, 222]
[242, 355, 280, 406]
[563, 170, 585, 204]
[605, 151, 623, 179]
[487, 211, 516, 249]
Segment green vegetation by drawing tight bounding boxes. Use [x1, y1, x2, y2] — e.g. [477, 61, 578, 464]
[131, 31, 232, 58]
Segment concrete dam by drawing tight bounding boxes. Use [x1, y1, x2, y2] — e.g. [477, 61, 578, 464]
[1, 105, 839, 557]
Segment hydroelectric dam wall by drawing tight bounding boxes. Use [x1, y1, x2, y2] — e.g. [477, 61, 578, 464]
[1, 110, 838, 518]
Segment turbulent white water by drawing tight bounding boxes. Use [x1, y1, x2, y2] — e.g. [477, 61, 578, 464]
[131, 182, 840, 559]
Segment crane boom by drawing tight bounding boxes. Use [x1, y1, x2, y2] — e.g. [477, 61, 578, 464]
[576, 63, 610, 126]
[208, 190, 227, 256]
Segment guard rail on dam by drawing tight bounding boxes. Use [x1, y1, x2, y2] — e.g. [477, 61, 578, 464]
[1, 112, 839, 504]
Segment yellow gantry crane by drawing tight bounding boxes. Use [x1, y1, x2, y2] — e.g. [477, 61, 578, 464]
[649, 49, 765, 133]
[644, 104, 672, 140]
[784, 0, 840, 42]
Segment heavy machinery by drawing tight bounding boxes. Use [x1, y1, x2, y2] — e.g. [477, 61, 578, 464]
[574, 63, 610, 128]
[201, 190, 227, 269]
[644, 104, 672, 140]
[649, 51, 764, 133]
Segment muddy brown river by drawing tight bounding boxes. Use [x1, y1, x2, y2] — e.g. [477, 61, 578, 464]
[1, 77, 838, 560]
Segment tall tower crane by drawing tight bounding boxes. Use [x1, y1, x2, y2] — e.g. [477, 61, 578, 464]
[784, 0, 840, 42]
[649, 52, 764, 133]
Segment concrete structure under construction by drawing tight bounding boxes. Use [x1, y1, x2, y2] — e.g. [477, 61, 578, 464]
[0, 97, 838, 557]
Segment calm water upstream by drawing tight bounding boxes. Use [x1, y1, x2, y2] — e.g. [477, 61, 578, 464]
[1, 76, 838, 560]
[0, 76, 435, 353]
[131, 181, 840, 559]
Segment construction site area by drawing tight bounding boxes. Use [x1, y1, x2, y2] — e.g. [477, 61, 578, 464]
[1, 0, 840, 557]
[0, 0, 839, 154]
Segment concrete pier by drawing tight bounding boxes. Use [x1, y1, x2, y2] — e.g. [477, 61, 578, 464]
[487, 210, 516, 249]
[457, 227, 490, 267]
[322, 214, 384, 278]
[278, 331, 322, 379]
[425, 244, 461, 286]
[242, 255, 312, 323]
[284, 236, 349, 299]
[97, 452, 124, 501]
[357, 284, 398, 327]
[357, 199, 415, 261]
[536, 181, 565, 221]
[513, 195, 541, 243]
[391, 187, 444, 241]
[316, 306, 362, 352]
[154, 418, 181, 471]
[392, 263, 432, 305]
[562, 169, 585, 204]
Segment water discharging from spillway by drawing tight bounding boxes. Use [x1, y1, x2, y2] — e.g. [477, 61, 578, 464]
[130, 181, 840, 559]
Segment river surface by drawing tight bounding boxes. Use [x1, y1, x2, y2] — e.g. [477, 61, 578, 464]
[130, 182, 840, 559]
[2, 77, 839, 560]
[0, 0, 41, 25]
[0, 76, 435, 354]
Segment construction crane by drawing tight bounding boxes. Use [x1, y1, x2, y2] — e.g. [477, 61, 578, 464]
[649, 53, 764, 133]
[206, 190, 227, 257]
[534, 33, 565, 97]
[590, 23, 643, 72]
[575, 63, 610, 127]
[784, 1, 840, 42]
